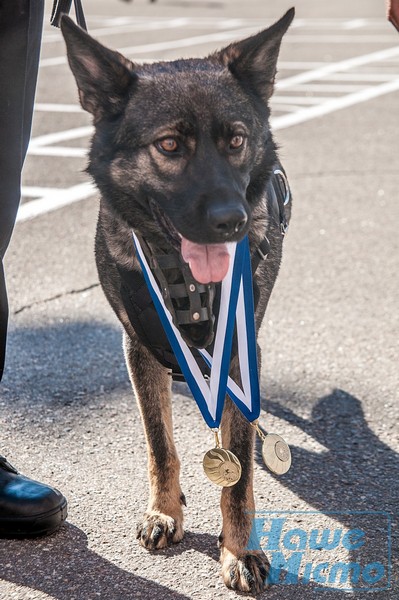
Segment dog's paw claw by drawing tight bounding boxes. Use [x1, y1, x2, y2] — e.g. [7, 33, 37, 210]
[137, 511, 183, 549]
[221, 550, 270, 594]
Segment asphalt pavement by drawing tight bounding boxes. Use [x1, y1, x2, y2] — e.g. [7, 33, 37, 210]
[0, 0, 398, 598]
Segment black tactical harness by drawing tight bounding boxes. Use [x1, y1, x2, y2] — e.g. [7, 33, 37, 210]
[117, 165, 290, 381]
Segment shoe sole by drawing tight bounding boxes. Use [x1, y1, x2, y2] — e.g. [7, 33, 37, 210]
[0, 498, 68, 538]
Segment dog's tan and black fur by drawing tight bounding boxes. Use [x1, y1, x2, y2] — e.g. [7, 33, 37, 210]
[61, 10, 294, 594]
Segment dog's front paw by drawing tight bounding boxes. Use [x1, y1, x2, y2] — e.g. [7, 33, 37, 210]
[136, 510, 184, 549]
[221, 547, 270, 594]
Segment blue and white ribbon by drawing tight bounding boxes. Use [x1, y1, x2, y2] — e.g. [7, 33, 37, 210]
[133, 232, 260, 429]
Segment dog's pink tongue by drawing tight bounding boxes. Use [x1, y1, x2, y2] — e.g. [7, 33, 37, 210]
[181, 238, 230, 283]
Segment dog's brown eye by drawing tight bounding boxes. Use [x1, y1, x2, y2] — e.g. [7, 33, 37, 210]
[229, 135, 244, 150]
[157, 138, 179, 153]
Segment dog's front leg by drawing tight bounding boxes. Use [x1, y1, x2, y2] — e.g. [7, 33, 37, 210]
[219, 366, 270, 594]
[124, 333, 185, 549]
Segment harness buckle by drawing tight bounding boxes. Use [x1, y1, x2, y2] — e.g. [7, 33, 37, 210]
[257, 247, 269, 261]
[280, 222, 289, 236]
[169, 371, 186, 382]
[257, 236, 270, 261]
[273, 168, 291, 206]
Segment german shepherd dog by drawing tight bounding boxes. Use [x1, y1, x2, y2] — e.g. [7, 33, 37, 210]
[61, 8, 294, 594]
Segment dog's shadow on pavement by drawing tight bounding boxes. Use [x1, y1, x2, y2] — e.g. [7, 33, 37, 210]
[0, 523, 193, 600]
[255, 389, 397, 593]
[259, 389, 399, 514]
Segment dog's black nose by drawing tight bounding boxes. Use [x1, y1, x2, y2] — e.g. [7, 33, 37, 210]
[207, 205, 248, 237]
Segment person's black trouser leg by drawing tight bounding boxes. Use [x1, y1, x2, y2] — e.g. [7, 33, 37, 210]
[0, 2, 68, 538]
[0, 0, 44, 381]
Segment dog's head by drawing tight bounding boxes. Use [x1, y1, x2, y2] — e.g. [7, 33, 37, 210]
[61, 10, 294, 284]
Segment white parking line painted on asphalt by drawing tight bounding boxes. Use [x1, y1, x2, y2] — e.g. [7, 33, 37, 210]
[285, 83, 368, 93]
[28, 146, 87, 158]
[272, 96, 337, 105]
[34, 103, 83, 113]
[40, 56, 68, 67]
[279, 61, 333, 69]
[272, 104, 306, 113]
[17, 182, 96, 222]
[271, 77, 399, 130]
[342, 19, 368, 29]
[21, 187, 62, 197]
[279, 35, 396, 43]
[28, 125, 93, 158]
[276, 46, 399, 90]
[323, 73, 399, 82]
[42, 18, 191, 43]
[29, 126, 93, 148]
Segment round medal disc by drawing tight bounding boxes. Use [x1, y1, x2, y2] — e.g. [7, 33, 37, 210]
[261, 433, 291, 475]
[203, 448, 242, 487]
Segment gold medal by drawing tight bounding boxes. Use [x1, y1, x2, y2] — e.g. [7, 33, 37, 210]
[261, 433, 291, 475]
[252, 421, 292, 476]
[203, 430, 242, 487]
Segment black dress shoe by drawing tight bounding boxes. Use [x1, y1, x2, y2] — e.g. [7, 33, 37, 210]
[0, 455, 67, 538]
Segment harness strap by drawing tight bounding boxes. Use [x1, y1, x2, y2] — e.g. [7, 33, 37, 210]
[252, 164, 291, 273]
[118, 264, 210, 379]
[117, 170, 289, 380]
[51, 0, 87, 30]
[169, 282, 208, 298]
[134, 234, 215, 348]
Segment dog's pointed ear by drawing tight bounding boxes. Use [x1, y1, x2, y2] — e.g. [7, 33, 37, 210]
[215, 8, 294, 102]
[61, 16, 136, 122]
